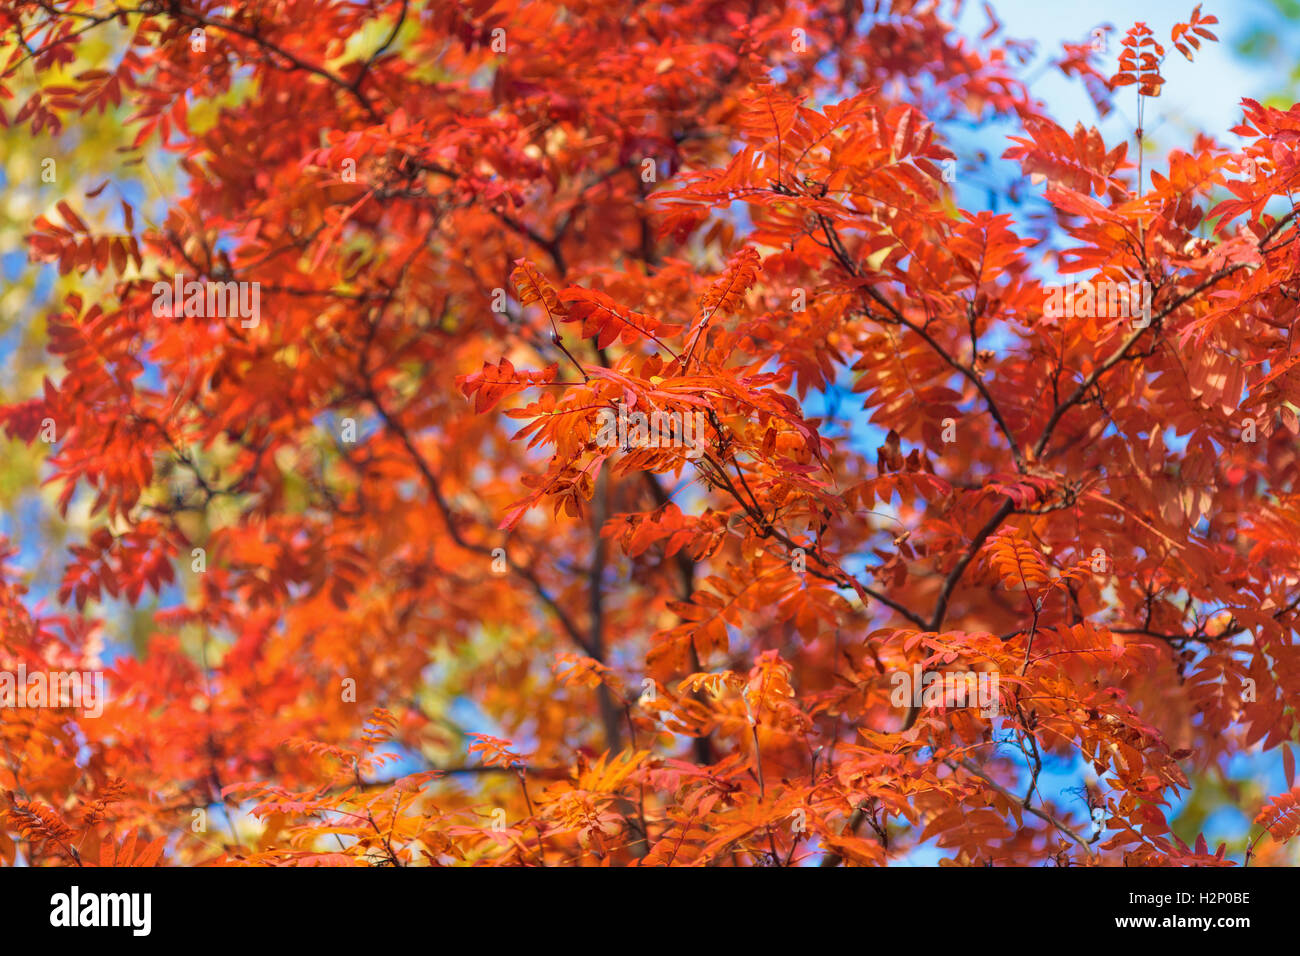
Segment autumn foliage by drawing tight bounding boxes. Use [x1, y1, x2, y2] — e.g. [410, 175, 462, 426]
[1, 0, 1299, 867]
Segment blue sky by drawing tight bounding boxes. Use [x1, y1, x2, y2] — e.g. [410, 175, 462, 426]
[956, 0, 1276, 140]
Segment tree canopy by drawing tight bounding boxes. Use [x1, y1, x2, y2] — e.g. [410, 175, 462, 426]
[1, 0, 1298, 867]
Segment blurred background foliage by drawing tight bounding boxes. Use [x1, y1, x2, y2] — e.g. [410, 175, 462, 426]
[2, 20, 179, 651]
